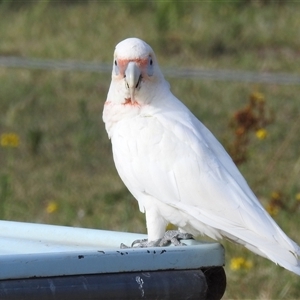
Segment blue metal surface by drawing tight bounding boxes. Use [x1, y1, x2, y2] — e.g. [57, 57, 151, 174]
[0, 221, 225, 281]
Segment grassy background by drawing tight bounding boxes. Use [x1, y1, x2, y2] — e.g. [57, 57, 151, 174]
[0, 1, 300, 298]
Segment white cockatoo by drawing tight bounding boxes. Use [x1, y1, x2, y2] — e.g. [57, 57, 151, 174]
[103, 37, 300, 275]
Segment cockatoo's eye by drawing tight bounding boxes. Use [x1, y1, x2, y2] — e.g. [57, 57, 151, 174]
[147, 56, 154, 76]
[113, 60, 119, 75]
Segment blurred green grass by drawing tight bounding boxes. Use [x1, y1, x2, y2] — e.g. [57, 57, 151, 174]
[0, 2, 300, 298]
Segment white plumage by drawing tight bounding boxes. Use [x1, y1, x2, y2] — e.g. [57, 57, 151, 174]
[103, 37, 300, 275]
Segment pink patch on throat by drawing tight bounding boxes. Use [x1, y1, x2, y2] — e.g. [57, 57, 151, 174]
[123, 98, 140, 106]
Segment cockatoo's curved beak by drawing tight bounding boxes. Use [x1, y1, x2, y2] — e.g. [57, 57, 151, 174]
[125, 61, 142, 102]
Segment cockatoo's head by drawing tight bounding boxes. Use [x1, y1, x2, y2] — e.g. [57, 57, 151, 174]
[110, 37, 166, 105]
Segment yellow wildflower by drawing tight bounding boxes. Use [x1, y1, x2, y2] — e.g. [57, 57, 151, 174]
[230, 257, 253, 271]
[266, 203, 279, 217]
[255, 128, 268, 140]
[271, 191, 281, 200]
[251, 92, 265, 103]
[0, 133, 20, 147]
[46, 201, 58, 214]
[295, 193, 300, 202]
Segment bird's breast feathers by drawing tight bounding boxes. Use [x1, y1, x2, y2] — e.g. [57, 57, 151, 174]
[109, 102, 230, 202]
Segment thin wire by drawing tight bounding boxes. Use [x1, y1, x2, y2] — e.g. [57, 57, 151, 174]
[1, 56, 300, 85]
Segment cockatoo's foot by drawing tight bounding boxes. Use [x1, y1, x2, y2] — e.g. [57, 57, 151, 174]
[120, 230, 194, 249]
[120, 239, 161, 249]
[161, 230, 194, 246]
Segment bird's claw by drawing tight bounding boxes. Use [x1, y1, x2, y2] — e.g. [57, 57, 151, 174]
[161, 230, 194, 246]
[120, 239, 160, 248]
[120, 230, 194, 248]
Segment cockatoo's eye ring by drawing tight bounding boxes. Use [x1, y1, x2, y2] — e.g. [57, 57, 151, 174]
[114, 60, 119, 75]
[147, 56, 154, 76]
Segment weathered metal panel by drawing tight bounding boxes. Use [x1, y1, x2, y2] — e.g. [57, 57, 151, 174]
[0, 221, 225, 280]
